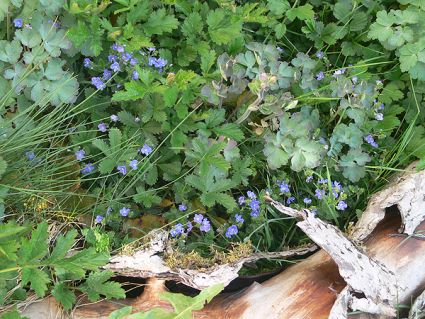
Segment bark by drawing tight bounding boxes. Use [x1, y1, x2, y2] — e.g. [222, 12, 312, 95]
[16, 164, 425, 318]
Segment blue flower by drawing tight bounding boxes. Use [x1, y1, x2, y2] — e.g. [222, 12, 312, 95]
[91, 77, 106, 90]
[132, 70, 139, 80]
[117, 165, 127, 175]
[129, 160, 138, 170]
[148, 47, 156, 52]
[235, 214, 244, 223]
[249, 199, 260, 212]
[193, 214, 204, 224]
[303, 198, 312, 204]
[120, 207, 130, 217]
[95, 215, 103, 223]
[277, 46, 284, 53]
[106, 207, 112, 214]
[139, 144, 153, 156]
[378, 103, 385, 110]
[103, 69, 112, 80]
[83, 58, 92, 68]
[316, 51, 324, 59]
[170, 223, 184, 237]
[333, 69, 346, 77]
[316, 71, 325, 81]
[333, 190, 339, 198]
[225, 225, 238, 238]
[200, 218, 211, 232]
[130, 58, 138, 66]
[148, 57, 167, 70]
[318, 179, 328, 184]
[333, 181, 342, 192]
[375, 113, 384, 121]
[98, 122, 108, 132]
[238, 196, 246, 205]
[14, 18, 23, 28]
[286, 196, 295, 205]
[110, 62, 121, 72]
[364, 134, 378, 148]
[81, 163, 95, 175]
[108, 55, 118, 62]
[278, 181, 290, 193]
[306, 176, 313, 183]
[25, 151, 36, 161]
[336, 201, 347, 211]
[314, 189, 325, 200]
[122, 52, 132, 62]
[247, 191, 256, 199]
[352, 76, 358, 84]
[75, 149, 85, 161]
[112, 43, 125, 53]
[186, 221, 193, 232]
[178, 204, 187, 212]
[24, 24, 32, 29]
[250, 210, 260, 218]
[110, 114, 119, 122]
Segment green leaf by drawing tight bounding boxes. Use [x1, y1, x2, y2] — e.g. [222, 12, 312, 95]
[48, 230, 77, 262]
[267, 0, 290, 16]
[21, 268, 50, 297]
[0, 156, 7, 179]
[0, 308, 29, 319]
[286, 4, 314, 21]
[339, 148, 371, 182]
[181, 12, 203, 38]
[207, 9, 243, 45]
[0, 40, 22, 64]
[143, 9, 179, 36]
[368, 10, 396, 42]
[214, 124, 244, 141]
[263, 143, 290, 170]
[19, 222, 49, 263]
[108, 306, 133, 319]
[134, 187, 161, 208]
[200, 50, 216, 74]
[79, 270, 125, 302]
[52, 282, 76, 310]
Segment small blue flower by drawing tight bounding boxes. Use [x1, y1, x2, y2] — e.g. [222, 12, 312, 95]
[336, 201, 347, 211]
[247, 191, 256, 199]
[122, 52, 132, 62]
[24, 23, 32, 29]
[306, 176, 313, 183]
[378, 103, 385, 110]
[83, 58, 92, 68]
[75, 149, 85, 161]
[25, 151, 36, 161]
[81, 163, 95, 175]
[120, 207, 130, 217]
[235, 214, 244, 223]
[170, 223, 184, 237]
[148, 47, 156, 52]
[103, 69, 112, 80]
[277, 46, 284, 53]
[278, 181, 290, 193]
[364, 134, 378, 148]
[148, 57, 167, 70]
[375, 113, 384, 121]
[186, 221, 193, 232]
[110, 114, 119, 122]
[117, 165, 127, 175]
[132, 70, 139, 80]
[315, 189, 325, 200]
[303, 198, 312, 204]
[129, 160, 138, 170]
[95, 215, 103, 223]
[98, 122, 108, 132]
[106, 207, 112, 214]
[130, 58, 138, 66]
[249, 199, 260, 212]
[110, 62, 121, 72]
[139, 144, 153, 156]
[238, 196, 246, 205]
[91, 77, 106, 90]
[318, 179, 328, 184]
[200, 218, 211, 232]
[194, 214, 204, 224]
[178, 204, 187, 212]
[14, 18, 23, 28]
[333, 69, 346, 77]
[316, 71, 325, 81]
[225, 225, 238, 238]
[112, 43, 125, 53]
[333, 190, 339, 198]
[108, 55, 118, 62]
[316, 51, 324, 59]
[286, 196, 295, 205]
[352, 76, 358, 84]
[250, 210, 260, 218]
[333, 181, 342, 192]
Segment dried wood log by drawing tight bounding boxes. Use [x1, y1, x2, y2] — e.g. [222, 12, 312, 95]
[18, 164, 425, 318]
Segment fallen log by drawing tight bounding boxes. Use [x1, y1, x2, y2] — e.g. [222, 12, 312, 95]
[18, 163, 425, 318]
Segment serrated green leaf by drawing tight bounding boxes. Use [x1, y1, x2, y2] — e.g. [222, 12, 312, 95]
[143, 9, 179, 36]
[207, 9, 242, 45]
[181, 12, 203, 38]
[19, 222, 48, 263]
[48, 230, 77, 263]
[267, 0, 290, 16]
[80, 270, 125, 302]
[214, 124, 244, 141]
[52, 282, 76, 310]
[0, 156, 7, 178]
[286, 4, 314, 21]
[21, 268, 50, 297]
[0, 40, 22, 64]
[134, 187, 161, 208]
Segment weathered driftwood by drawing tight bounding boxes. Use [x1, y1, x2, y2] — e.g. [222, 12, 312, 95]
[17, 163, 425, 318]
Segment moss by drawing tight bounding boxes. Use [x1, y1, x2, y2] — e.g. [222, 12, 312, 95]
[164, 242, 253, 270]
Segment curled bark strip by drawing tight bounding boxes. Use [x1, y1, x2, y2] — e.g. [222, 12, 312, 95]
[266, 195, 404, 317]
[409, 289, 425, 319]
[107, 228, 316, 290]
[351, 162, 425, 241]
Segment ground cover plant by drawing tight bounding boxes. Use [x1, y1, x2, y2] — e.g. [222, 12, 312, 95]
[1, 0, 425, 316]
